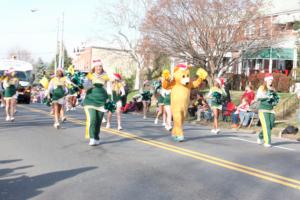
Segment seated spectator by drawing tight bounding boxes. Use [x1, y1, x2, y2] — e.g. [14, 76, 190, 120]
[241, 85, 255, 105]
[195, 93, 212, 121]
[188, 98, 198, 118]
[231, 98, 251, 128]
[121, 100, 137, 113]
[222, 101, 236, 122]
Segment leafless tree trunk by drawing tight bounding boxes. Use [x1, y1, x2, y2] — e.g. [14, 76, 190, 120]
[96, 0, 153, 90]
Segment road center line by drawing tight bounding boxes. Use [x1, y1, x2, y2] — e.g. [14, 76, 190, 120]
[19, 105, 300, 190]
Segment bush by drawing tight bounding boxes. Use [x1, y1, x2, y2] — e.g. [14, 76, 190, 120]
[248, 73, 293, 92]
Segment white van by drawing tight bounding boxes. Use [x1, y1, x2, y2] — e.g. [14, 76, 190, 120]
[0, 59, 34, 104]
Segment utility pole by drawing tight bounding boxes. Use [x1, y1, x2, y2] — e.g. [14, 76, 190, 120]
[58, 12, 64, 70]
[269, 14, 273, 73]
[54, 17, 59, 75]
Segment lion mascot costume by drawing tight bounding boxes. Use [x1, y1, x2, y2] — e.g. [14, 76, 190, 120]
[162, 64, 208, 142]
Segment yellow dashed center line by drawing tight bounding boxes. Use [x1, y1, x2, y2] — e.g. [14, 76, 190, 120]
[20, 105, 300, 190]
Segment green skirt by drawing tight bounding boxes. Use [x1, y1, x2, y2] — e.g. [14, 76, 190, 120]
[84, 84, 108, 107]
[4, 85, 17, 98]
[158, 94, 164, 105]
[52, 86, 66, 101]
[164, 94, 171, 106]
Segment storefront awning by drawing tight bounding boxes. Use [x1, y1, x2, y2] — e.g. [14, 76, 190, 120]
[243, 48, 294, 60]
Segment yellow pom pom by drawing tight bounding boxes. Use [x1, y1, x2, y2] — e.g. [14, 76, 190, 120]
[101, 74, 110, 81]
[86, 72, 93, 80]
[162, 69, 170, 80]
[39, 76, 49, 89]
[67, 65, 75, 75]
[196, 68, 208, 80]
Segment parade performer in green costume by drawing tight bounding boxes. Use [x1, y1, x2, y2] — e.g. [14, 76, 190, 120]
[48, 68, 68, 129]
[162, 88, 172, 131]
[207, 78, 226, 134]
[154, 79, 166, 126]
[256, 73, 280, 148]
[141, 80, 153, 119]
[83, 59, 110, 146]
[2, 68, 18, 121]
[106, 73, 125, 130]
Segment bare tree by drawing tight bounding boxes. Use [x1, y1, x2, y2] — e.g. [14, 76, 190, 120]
[96, 0, 153, 90]
[7, 47, 34, 63]
[142, 0, 279, 83]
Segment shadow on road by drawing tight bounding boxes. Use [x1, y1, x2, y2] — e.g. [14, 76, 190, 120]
[0, 159, 22, 164]
[0, 166, 97, 200]
[272, 141, 299, 146]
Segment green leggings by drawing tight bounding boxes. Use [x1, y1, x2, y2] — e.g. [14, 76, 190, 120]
[258, 111, 275, 145]
[84, 107, 104, 140]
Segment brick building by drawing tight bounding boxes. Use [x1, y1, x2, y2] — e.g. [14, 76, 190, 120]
[239, 0, 300, 76]
[72, 46, 137, 78]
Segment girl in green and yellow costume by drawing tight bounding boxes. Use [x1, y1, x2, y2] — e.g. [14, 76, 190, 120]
[106, 73, 125, 130]
[48, 68, 68, 129]
[140, 80, 153, 119]
[256, 73, 279, 148]
[207, 78, 226, 134]
[160, 70, 172, 131]
[2, 68, 19, 121]
[0, 73, 5, 108]
[154, 78, 166, 125]
[83, 60, 110, 146]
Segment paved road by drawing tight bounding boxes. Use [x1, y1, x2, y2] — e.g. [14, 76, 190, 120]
[0, 104, 300, 200]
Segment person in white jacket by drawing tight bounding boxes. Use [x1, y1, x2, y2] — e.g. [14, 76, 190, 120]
[106, 73, 125, 130]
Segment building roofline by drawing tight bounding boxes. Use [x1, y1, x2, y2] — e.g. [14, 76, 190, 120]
[83, 46, 131, 53]
[264, 9, 300, 17]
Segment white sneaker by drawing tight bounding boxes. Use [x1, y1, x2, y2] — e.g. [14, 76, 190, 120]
[106, 123, 110, 129]
[102, 118, 107, 123]
[10, 117, 15, 122]
[154, 118, 158, 124]
[257, 138, 263, 145]
[118, 126, 123, 131]
[162, 122, 166, 126]
[0, 104, 4, 108]
[211, 129, 215, 133]
[66, 108, 70, 112]
[215, 129, 220, 134]
[143, 116, 147, 119]
[264, 143, 272, 148]
[61, 117, 67, 123]
[6, 116, 10, 121]
[89, 139, 97, 146]
[165, 125, 172, 131]
[54, 122, 60, 129]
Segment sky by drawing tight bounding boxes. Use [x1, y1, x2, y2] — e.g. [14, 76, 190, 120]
[0, 0, 299, 63]
[0, 0, 117, 62]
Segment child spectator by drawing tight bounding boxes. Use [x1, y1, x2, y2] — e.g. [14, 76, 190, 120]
[195, 93, 212, 121]
[231, 98, 250, 128]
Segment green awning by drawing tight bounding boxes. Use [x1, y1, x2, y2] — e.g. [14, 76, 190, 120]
[243, 48, 294, 60]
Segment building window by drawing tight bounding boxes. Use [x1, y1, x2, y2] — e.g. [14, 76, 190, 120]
[245, 24, 255, 37]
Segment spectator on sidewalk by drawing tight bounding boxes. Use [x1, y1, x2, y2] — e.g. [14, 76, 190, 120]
[231, 98, 250, 128]
[241, 85, 255, 105]
[195, 93, 212, 121]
